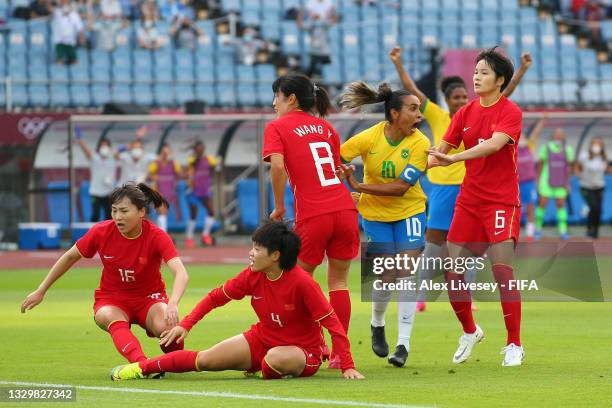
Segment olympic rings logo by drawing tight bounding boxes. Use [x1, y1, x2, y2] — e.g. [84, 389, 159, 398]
[17, 116, 53, 140]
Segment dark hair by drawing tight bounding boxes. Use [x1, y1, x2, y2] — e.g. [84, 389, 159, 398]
[96, 137, 111, 152]
[339, 81, 412, 122]
[272, 73, 332, 117]
[110, 183, 169, 210]
[475, 46, 514, 93]
[440, 75, 467, 99]
[252, 220, 301, 270]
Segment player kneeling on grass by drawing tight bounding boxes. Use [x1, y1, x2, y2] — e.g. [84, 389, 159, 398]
[111, 220, 365, 381]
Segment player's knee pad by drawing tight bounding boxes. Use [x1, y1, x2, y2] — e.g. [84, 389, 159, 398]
[261, 357, 283, 380]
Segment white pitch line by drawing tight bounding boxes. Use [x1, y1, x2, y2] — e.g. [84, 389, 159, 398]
[0, 380, 427, 408]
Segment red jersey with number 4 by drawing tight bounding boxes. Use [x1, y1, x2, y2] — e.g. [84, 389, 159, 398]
[180, 265, 356, 370]
[443, 96, 523, 207]
[262, 111, 355, 222]
[76, 219, 178, 296]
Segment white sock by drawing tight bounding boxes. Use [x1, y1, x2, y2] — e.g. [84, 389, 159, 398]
[186, 219, 196, 239]
[397, 278, 416, 349]
[157, 214, 167, 232]
[417, 241, 442, 302]
[371, 287, 392, 327]
[526, 222, 535, 238]
[203, 215, 215, 235]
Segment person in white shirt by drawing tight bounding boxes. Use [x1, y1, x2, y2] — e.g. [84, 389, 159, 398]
[575, 137, 611, 239]
[52, 0, 85, 64]
[117, 139, 157, 186]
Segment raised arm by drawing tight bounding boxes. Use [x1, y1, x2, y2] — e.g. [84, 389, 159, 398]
[76, 128, 93, 161]
[389, 46, 427, 104]
[163, 257, 190, 327]
[502, 52, 532, 98]
[21, 245, 83, 313]
[528, 113, 548, 144]
[428, 133, 511, 166]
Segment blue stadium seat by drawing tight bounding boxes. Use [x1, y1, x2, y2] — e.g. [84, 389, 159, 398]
[578, 49, 599, 80]
[256, 82, 271, 106]
[70, 84, 91, 106]
[581, 82, 601, 104]
[133, 84, 153, 105]
[174, 84, 195, 104]
[221, 0, 241, 12]
[600, 82, 612, 104]
[154, 84, 174, 106]
[541, 82, 561, 105]
[195, 64, 215, 82]
[521, 82, 542, 105]
[281, 21, 301, 54]
[28, 60, 48, 81]
[111, 84, 132, 104]
[69, 62, 90, 82]
[132, 49, 152, 82]
[420, 0, 439, 10]
[236, 178, 259, 232]
[216, 62, 235, 83]
[237, 64, 256, 83]
[216, 83, 236, 106]
[255, 64, 275, 81]
[601, 21, 612, 42]
[195, 83, 217, 106]
[560, 82, 578, 105]
[112, 64, 132, 82]
[28, 84, 49, 107]
[360, 4, 378, 21]
[49, 64, 69, 82]
[50, 84, 70, 106]
[322, 63, 342, 84]
[8, 54, 27, 81]
[260, 19, 281, 40]
[481, 0, 499, 9]
[154, 64, 173, 82]
[8, 20, 27, 57]
[242, 9, 261, 26]
[28, 19, 49, 56]
[11, 84, 28, 106]
[237, 84, 257, 106]
[91, 84, 111, 105]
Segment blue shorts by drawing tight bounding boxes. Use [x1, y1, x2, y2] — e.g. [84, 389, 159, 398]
[426, 184, 460, 231]
[362, 212, 426, 254]
[519, 180, 537, 206]
[187, 192, 211, 206]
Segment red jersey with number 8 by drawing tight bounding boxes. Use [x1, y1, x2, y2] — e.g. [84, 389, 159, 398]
[76, 219, 178, 296]
[263, 111, 356, 222]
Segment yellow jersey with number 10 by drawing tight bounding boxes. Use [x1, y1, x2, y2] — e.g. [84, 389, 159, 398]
[340, 121, 430, 222]
[422, 99, 466, 185]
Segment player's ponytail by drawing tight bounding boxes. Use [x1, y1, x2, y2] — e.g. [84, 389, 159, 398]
[339, 81, 412, 122]
[313, 84, 332, 118]
[252, 220, 301, 270]
[110, 182, 169, 210]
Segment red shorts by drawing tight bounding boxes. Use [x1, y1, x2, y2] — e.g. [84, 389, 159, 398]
[243, 329, 322, 378]
[93, 289, 168, 337]
[448, 202, 521, 255]
[294, 209, 360, 266]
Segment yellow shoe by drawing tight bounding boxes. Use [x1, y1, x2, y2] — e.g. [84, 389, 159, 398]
[110, 363, 145, 381]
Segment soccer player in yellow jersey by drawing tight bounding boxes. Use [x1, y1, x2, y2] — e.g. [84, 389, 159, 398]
[389, 47, 532, 311]
[338, 81, 429, 368]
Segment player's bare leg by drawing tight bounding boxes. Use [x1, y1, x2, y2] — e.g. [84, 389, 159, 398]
[201, 197, 216, 245]
[195, 334, 253, 371]
[488, 239, 524, 366]
[262, 346, 307, 378]
[185, 204, 198, 248]
[95, 306, 147, 363]
[145, 302, 184, 353]
[534, 196, 549, 241]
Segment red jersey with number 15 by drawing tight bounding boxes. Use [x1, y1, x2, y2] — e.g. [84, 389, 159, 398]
[76, 219, 178, 296]
[443, 96, 523, 207]
[263, 111, 355, 222]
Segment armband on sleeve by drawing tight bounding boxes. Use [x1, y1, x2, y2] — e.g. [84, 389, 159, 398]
[400, 164, 422, 185]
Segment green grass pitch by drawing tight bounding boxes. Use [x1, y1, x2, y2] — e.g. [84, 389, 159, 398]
[1, 264, 611, 407]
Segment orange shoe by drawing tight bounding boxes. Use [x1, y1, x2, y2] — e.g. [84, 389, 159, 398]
[201, 234, 213, 246]
[185, 238, 194, 249]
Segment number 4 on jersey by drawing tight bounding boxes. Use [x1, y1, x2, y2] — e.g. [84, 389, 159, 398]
[309, 142, 341, 187]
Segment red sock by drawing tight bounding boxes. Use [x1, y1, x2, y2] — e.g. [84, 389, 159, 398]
[445, 272, 476, 334]
[329, 290, 351, 335]
[160, 339, 185, 354]
[261, 356, 283, 380]
[492, 264, 521, 346]
[139, 350, 199, 375]
[108, 321, 147, 363]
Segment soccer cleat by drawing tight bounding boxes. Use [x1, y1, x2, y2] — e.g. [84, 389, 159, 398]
[201, 234, 214, 246]
[452, 325, 484, 364]
[327, 354, 341, 369]
[371, 325, 389, 358]
[416, 301, 426, 312]
[501, 343, 525, 367]
[471, 303, 479, 312]
[184, 238, 194, 249]
[388, 345, 409, 367]
[533, 230, 542, 242]
[110, 363, 145, 381]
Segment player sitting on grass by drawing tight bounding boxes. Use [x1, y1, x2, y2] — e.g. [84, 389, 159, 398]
[110, 220, 364, 380]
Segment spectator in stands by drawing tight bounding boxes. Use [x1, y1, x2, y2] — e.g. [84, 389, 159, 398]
[140, 0, 160, 22]
[237, 27, 267, 65]
[576, 137, 611, 239]
[89, 0, 124, 51]
[305, 0, 337, 22]
[159, 0, 185, 22]
[192, 0, 222, 20]
[137, 16, 163, 49]
[170, 16, 204, 49]
[75, 129, 116, 222]
[578, 0, 604, 45]
[215, 20, 233, 45]
[52, 0, 86, 65]
[29, 0, 52, 19]
[297, 7, 334, 78]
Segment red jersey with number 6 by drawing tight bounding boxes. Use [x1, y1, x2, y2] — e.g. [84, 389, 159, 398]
[263, 111, 356, 222]
[76, 219, 178, 296]
[443, 96, 523, 207]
